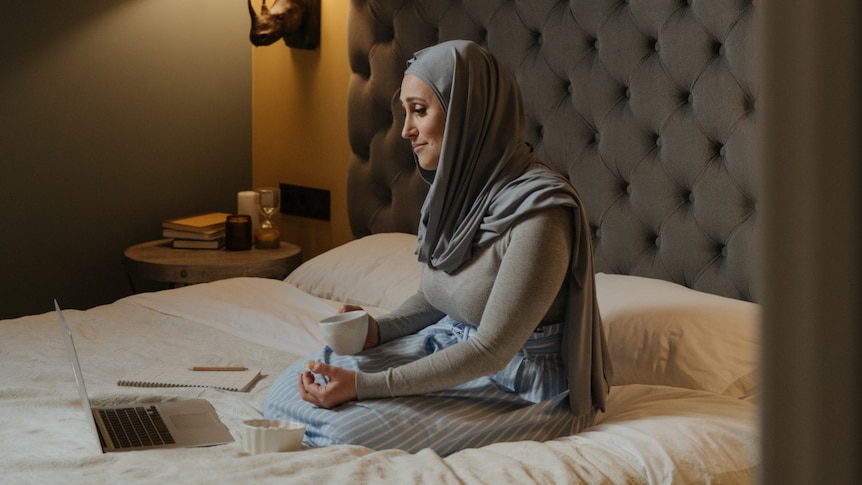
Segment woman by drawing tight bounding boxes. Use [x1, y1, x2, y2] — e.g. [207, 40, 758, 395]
[264, 40, 612, 455]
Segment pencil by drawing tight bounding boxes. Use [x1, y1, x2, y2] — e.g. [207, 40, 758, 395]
[191, 366, 248, 371]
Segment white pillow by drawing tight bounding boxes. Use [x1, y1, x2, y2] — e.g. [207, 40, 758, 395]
[595, 273, 760, 399]
[286, 233, 422, 311]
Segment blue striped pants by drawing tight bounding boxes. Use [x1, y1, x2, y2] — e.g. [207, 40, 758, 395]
[263, 317, 595, 455]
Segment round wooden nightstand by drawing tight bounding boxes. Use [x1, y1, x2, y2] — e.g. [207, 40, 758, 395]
[123, 239, 302, 292]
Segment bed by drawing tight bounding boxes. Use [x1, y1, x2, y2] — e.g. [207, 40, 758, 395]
[2, 0, 760, 483]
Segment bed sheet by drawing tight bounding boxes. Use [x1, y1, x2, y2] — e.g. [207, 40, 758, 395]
[1, 278, 758, 484]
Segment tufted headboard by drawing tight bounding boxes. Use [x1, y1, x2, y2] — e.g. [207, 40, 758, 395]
[346, 0, 759, 302]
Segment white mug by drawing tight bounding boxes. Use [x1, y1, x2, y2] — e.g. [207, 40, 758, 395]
[319, 310, 368, 355]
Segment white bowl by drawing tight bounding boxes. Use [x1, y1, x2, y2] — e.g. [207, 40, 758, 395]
[241, 419, 305, 454]
[319, 310, 368, 355]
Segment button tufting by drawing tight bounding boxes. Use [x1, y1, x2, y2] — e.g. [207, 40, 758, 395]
[748, 197, 758, 212]
[347, 0, 759, 301]
[745, 97, 755, 112]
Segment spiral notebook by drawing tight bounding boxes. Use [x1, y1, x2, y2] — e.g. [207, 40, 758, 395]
[118, 364, 262, 392]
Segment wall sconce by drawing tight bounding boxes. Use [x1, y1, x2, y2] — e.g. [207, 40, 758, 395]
[248, 0, 320, 50]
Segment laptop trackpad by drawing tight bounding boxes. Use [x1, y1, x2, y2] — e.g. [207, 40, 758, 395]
[169, 412, 217, 429]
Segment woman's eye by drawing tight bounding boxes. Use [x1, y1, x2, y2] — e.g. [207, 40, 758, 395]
[402, 103, 426, 117]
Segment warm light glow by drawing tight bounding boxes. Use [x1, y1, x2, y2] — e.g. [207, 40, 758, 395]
[251, 0, 351, 258]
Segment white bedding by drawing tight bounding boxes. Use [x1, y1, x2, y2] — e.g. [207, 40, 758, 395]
[1, 234, 760, 484]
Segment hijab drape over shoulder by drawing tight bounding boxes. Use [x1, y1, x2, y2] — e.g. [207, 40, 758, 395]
[404, 40, 612, 416]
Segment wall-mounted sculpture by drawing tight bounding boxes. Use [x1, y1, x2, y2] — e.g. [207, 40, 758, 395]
[248, 0, 320, 50]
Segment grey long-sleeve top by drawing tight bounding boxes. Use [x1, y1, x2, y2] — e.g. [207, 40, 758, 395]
[354, 207, 572, 400]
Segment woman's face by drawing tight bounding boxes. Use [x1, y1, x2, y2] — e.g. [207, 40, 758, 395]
[400, 74, 445, 171]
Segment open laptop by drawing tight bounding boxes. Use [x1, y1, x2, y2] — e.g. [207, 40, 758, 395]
[55, 300, 234, 452]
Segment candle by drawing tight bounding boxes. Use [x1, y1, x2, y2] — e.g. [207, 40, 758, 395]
[225, 214, 252, 250]
[237, 191, 260, 236]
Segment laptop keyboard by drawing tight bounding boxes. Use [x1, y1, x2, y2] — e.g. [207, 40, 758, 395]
[98, 406, 176, 449]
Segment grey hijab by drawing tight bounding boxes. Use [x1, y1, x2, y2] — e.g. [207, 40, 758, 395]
[404, 40, 612, 416]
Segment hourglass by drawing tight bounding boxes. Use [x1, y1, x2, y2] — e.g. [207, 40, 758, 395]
[255, 187, 281, 249]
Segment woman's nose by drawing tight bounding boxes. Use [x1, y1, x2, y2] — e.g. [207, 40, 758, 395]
[402, 120, 416, 139]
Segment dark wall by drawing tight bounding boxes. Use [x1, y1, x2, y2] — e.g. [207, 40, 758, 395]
[0, 1, 251, 318]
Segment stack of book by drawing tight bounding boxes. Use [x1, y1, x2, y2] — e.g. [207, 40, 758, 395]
[162, 212, 231, 249]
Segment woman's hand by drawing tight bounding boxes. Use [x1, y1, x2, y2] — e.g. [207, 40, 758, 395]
[339, 304, 380, 349]
[299, 305, 379, 408]
[297, 362, 357, 409]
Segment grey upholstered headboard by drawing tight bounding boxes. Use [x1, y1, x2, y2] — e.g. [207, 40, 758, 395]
[346, 0, 759, 302]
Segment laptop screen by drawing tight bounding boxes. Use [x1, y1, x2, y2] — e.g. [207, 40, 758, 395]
[55, 300, 102, 449]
